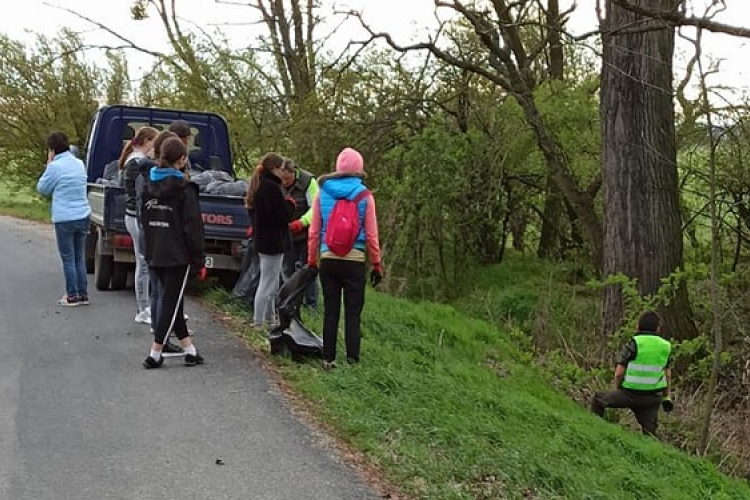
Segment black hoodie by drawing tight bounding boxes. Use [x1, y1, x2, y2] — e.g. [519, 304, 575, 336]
[141, 169, 205, 270]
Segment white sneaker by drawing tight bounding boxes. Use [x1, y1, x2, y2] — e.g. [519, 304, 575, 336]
[135, 310, 152, 325]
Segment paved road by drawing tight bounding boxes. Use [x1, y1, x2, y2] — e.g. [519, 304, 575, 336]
[0, 216, 378, 500]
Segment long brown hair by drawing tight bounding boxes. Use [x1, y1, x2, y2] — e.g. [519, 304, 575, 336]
[118, 126, 159, 169]
[245, 152, 284, 209]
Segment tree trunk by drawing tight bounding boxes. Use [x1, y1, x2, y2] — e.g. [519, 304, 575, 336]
[537, 0, 565, 260]
[601, 0, 698, 340]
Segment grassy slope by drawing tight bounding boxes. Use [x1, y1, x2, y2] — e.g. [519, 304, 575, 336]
[208, 283, 750, 500]
[0, 182, 50, 221]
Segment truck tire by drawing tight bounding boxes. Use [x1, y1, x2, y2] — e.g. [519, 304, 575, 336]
[110, 263, 129, 290]
[94, 234, 114, 290]
[85, 229, 97, 274]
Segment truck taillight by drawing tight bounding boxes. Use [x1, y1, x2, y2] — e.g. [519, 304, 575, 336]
[113, 234, 133, 248]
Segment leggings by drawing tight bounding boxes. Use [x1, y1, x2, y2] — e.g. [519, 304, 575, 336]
[152, 265, 190, 345]
[125, 214, 150, 313]
[319, 259, 366, 363]
[254, 252, 284, 326]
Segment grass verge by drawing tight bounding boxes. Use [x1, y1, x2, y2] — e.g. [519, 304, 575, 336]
[204, 286, 750, 500]
[0, 182, 50, 222]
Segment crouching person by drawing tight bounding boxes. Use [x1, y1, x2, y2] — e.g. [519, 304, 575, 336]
[591, 310, 674, 436]
[141, 136, 207, 369]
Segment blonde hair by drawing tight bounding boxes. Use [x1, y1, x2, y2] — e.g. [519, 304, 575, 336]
[118, 126, 159, 169]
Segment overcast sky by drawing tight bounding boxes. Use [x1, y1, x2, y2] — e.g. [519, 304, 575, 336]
[2, 0, 748, 99]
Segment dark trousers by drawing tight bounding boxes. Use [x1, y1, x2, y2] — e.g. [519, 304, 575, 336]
[319, 259, 366, 363]
[283, 238, 317, 308]
[591, 388, 663, 436]
[151, 265, 190, 345]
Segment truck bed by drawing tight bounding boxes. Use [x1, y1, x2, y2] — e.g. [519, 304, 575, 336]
[88, 183, 250, 241]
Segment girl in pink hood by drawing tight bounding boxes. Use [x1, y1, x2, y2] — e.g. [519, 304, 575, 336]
[307, 147, 382, 370]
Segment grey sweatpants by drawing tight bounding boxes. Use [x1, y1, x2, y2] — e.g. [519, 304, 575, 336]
[253, 252, 283, 326]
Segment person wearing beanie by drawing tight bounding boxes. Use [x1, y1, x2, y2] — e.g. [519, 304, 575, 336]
[307, 147, 382, 370]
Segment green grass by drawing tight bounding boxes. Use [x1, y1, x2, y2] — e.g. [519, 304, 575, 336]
[206, 287, 750, 500]
[0, 181, 50, 221]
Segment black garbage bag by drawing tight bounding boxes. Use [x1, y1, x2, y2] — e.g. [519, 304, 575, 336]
[268, 266, 323, 360]
[231, 237, 260, 305]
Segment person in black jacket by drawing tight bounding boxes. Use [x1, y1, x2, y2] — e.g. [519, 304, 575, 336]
[141, 137, 207, 369]
[244, 153, 295, 329]
[119, 126, 159, 324]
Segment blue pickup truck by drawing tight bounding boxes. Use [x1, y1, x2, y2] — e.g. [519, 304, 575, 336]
[85, 105, 249, 290]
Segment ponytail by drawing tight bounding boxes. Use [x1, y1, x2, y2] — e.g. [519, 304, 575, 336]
[245, 164, 264, 209]
[118, 126, 159, 169]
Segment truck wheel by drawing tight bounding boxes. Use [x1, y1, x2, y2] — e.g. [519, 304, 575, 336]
[94, 235, 114, 290]
[85, 229, 97, 274]
[110, 263, 129, 290]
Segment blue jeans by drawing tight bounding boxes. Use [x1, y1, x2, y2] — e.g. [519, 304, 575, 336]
[54, 217, 89, 298]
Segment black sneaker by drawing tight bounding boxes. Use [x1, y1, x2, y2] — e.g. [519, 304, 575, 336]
[184, 352, 204, 366]
[346, 357, 359, 365]
[162, 341, 183, 354]
[142, 355, 164, 369]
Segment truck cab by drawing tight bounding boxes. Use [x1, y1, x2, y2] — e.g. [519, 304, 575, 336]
[85, 105, 249, 290]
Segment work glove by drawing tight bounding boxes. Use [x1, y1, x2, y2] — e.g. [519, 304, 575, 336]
[190, 265, 208, 281]
[662, 396, 674, 413]
[370, 263, 383, 287]
[289, 220, 304, 234]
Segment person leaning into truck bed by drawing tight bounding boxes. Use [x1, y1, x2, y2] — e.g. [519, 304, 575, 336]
[140, 137, 207, 369]
[119, 126, 159, 325]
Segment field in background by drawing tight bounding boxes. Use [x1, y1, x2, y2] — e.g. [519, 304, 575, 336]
[0, 181, 50, 221]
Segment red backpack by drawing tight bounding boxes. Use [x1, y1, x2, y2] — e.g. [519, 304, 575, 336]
[325, 189, 370, 257]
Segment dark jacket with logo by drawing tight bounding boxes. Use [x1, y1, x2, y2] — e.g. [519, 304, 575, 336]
[251, 171, 294, 255]
[141, 167, 205, 270]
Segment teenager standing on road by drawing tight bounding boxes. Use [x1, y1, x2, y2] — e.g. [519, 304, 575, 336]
[245, 153, 295, 328]
[37, 131, 92, 306]
[119, 126, 159, 324]
[141, 137, 206, 369]
[307, 147, 382, 369]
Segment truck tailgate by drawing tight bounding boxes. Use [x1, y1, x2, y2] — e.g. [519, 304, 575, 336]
[199, 194, 249, 241]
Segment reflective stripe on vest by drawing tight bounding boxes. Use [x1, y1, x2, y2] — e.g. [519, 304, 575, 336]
[621, 334, 671, 391]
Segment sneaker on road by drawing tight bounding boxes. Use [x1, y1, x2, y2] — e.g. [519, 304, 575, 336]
[135, 310, 152, 324]
[78, 294, 90, 305]
[142, 355, 164, 369]
[57, 295, 79, 307]
[184, 352, 204, 366]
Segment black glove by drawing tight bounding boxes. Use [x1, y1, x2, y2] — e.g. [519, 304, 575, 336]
[662, 397, 674, 413]
[370, 268, 382, 287]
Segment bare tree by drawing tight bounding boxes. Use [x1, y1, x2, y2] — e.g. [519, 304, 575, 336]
[355, 0, 606, 269]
